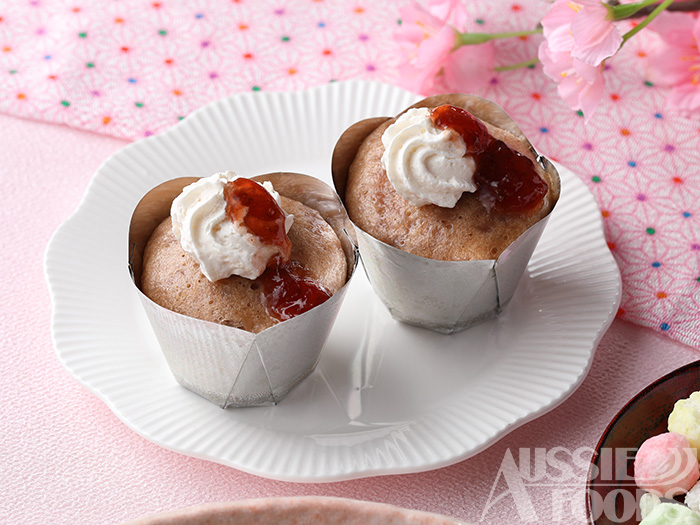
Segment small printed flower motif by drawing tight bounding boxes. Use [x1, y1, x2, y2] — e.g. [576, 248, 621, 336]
[541, 0, 622, 67]
[395, 0, 494, 95]
[647, 12, 700, 116]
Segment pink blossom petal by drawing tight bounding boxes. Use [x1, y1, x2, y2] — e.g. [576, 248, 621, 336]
[648, 11, 698, 47]
[577, 72, 606, 120]
[399, 2, 444, 30]
[537, 42, 556, 77]
[396, 64, 421, 93]
[397, 61, 438, 95]
[647, 43, 696, 86]
[545, 24, 576, 53]
[393, 0, 466, 97]
[540, 1, 578, 54]
[693, 12, 700, 44]
[426, 0, 454, 21]
[541, 0, 578, 38]
[668, 83, 700, 114]
[396, 25, 454, 95]
[572, 58, 602, 84]
[570, 6, 622, 66]
[539, 0, 613, 122]
[558, 75, 585, 111]
[413, 26, 455, 70]
[539, 42, 573, 81]
[442, 42, 495, 92]
[398, 3, 424, 25]
[426, 0, 468, 29]
[429, 73, 450, 95]
[647, 12, 700, 104]
[448, 6, 468, 32]
[394, 25, 425, 46]
[558, 67, 605, 120]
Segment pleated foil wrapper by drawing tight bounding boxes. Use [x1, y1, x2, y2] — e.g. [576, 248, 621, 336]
[332, 94, 561, 334]
[129, 173, 359, 407]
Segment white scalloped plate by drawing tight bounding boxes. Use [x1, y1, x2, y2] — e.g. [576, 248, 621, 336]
[45, 80, 621, 482]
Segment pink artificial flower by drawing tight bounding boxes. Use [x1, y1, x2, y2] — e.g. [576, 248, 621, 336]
[395, 1, 495, 95]
[441, 43, 496, 93]
[647, 12, 700, 116]
[424, 0, 469, 31]
[539, 42, 606, 120]
[541, 0, 622, 67]
[538, 0, 620, 119]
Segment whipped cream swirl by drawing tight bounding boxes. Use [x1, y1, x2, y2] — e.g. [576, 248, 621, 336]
[171, 171, 293, 282]
[381, 107, 477, 208]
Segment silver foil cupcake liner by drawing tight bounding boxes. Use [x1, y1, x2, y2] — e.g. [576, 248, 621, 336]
[332, 94, 561, 334]
[129, 173, 359, 408]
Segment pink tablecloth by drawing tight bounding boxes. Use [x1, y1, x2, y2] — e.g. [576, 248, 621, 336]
[2, 1, 700, 523]
[0, 112, 696, 525]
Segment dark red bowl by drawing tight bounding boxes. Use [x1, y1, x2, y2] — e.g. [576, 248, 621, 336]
[586, 360, 700, 524]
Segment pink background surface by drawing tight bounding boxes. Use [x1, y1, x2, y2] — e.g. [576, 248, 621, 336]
[1, 0, 700, 523]
[0, 111, 697, 523]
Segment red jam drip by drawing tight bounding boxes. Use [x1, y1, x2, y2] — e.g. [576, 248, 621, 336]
[430, 104, 548, 214]
[224, 178, 330, 321]
[223, 177, 291, 266]
[259, 260, 332, 321]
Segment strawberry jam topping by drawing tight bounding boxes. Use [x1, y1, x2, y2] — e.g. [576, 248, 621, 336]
[224, 177, 331, 321]
[259, 259, 332, 321]
[430, 104, 548, 213]
[224, 177, 291, 266]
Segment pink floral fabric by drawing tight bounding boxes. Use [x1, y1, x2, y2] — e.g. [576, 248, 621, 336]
[0, 0, 401, 138]
[1, 0, 698, 348]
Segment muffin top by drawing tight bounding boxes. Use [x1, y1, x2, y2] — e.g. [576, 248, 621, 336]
[344, 103, 558, 261]
[141, 191, 347, 334]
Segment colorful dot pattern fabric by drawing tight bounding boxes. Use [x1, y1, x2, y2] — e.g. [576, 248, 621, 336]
[1, 0, 698, 348]
[0, 0, 399, 138]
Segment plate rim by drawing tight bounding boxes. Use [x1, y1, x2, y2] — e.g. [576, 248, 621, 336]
[45, 80, 622, 482]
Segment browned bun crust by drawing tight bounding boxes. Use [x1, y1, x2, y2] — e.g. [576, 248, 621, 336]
[344, 109, 556, 261]
[141, 196, 347, 333]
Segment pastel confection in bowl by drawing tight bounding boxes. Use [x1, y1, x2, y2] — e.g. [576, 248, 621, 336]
[586, 361, 700, 525]
[687, 481, 700, 513]
[634, 432, 700, 497]
[639, 492, 661, 520]
[668, 391, 700, 461]
[639, 502, 700, 525]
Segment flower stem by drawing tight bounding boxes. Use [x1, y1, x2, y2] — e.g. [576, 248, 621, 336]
[621, 0, 674, 44]
[609, 0, 699, 18]
[486, 28, 542, 39]
[494, 58, 540, 71]
[612, 0, 661, 20]
[458, 28, 542, 46]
